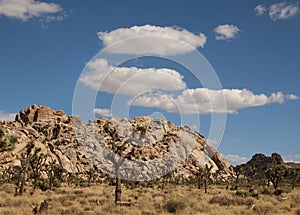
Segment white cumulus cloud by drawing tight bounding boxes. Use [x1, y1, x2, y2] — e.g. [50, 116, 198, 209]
[80, 58, 186, 96]
[255, 4, 267, 16]
[129, 88, 298, 115]
[128, 91, 178, 112]
[93, 108, 112, 117]
[98, 24, 207, 56]
[221, 154, 248, 165]
[0, 111, 16, 121]
[214, 24, 240, 40]
[0, 0, 64, 21]
[269, 2, 299, 21]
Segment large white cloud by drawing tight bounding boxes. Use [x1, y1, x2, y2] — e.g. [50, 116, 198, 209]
[80, 58, 186, 96]
[269, 2, 299, 21]
[0, 0, 64, 21]
[98, 24, 207, 56]
[0, 111, 16, 121]
[214, 24, 240, 40]
[129, 88, 298, 114]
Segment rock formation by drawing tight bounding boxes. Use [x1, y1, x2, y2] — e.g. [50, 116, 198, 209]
[241, 153, 287, 179]
[0, 105, 231, 180]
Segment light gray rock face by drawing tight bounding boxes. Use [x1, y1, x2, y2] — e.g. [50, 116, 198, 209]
[0, 105, 231, 180]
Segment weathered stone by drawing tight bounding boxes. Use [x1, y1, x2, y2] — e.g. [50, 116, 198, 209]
[1, 105, 232, 179]
[15, 104, 66, 124]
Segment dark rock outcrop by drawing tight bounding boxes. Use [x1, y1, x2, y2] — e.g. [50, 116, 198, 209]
[241, 153, 286, 179]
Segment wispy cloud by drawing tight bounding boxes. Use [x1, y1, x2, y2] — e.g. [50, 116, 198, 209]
[93, 108, 112, 117]
[283, 154, 300, 163]
[214, 24, 240, 40]
[98, 24, 207, 56]
[0, 110, 16, 121]
[221, 154, 248, 165]
[0, 0, 66, 22]
[269, 2, 299, 21]
[255, 2, 299, 21]
[80, 58, 186, 96]
[129, 89, 298, 114]
[286, 94, 298, 100]
[255, 4, 267, 16]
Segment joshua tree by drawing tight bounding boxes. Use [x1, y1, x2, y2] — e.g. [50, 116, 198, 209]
[202, 164, 213, 194]
[286, 168, 300, 189]
[0, 129, 17, 163]
[196, 165, 203, 189]
[103, 122, 125, 203]
[195, 164, 213, 193]
[0, 132, 16, 152]
[233, 165, 244, 181]
[15, 142, 35, 195]
[45, 160, 66, 190]
[161, 170, 173, 190]
[86, 168, 96, 187]
[265, 164, 286, 190]
[29, 147, 47, 192]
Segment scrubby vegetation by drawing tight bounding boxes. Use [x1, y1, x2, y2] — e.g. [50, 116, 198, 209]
[1, 158, 300, 215]
[1, 128, 300, 214]
[1, 182, 300, 214]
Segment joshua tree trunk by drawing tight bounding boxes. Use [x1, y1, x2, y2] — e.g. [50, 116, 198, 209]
[115, 167, 122, 203]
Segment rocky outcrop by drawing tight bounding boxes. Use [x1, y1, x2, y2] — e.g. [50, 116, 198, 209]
[15, 104, 66, 125]
[241, 153, 286, 179]
[0, 105, 231, 180]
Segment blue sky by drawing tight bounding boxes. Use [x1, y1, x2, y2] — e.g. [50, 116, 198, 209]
[0, 0, 299, 165]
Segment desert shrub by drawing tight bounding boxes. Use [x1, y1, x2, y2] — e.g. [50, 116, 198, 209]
[274, 189, 283, 196]
[164, 199, 186, 213]
[292, 195, 300, 205]
[252, 193, 259, 199]
[141, 211, 154, 215]
[234, 197, 254, 206]
[209, 196, 254, 207]
[209, 196, 234, 206]
[261, 188, 272, 195]
[296, 208, 300, 215]
[253, 205, 274, 214]
[230, 185, 238, 190]
[235, 190, 246, 196]
[37, 179, 50, 191]
[74, 190, 84, 195]
[0, 184, 14, 194]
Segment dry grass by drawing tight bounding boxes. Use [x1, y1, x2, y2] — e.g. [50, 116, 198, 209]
[0, 183, 299, 214]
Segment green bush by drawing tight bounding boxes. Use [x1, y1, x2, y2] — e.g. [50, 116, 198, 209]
[164, 199, 186, 213]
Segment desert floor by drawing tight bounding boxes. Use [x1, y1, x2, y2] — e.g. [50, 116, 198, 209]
[0, 183, 300, 215]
